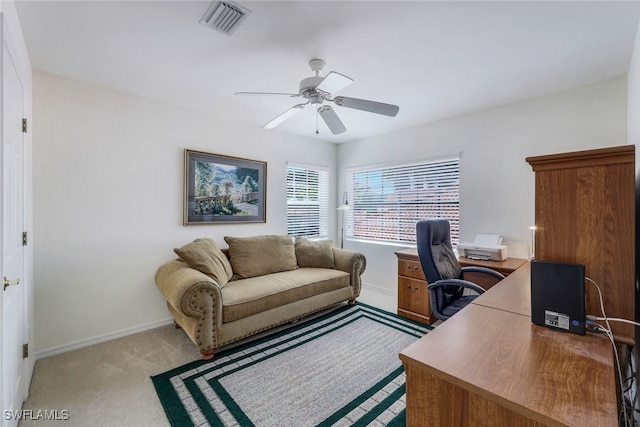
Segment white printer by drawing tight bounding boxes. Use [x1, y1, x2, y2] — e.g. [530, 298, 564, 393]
[457, 234, 508, 261]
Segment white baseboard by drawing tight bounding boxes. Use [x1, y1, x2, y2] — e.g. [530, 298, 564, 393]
[361, 282, 396, 295]
[358, 282, 397, 313]
[34, 317, 175, 360]
[35, 286, 395, 359]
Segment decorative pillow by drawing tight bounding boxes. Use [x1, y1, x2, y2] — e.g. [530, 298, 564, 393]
[295, 237, 335, 269]
[174, 238, 233, 286]
[224, 235, 298, 279]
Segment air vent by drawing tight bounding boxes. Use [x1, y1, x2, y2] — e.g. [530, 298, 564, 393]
[199, 1, 252, 36]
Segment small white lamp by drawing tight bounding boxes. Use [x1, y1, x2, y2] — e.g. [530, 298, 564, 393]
[337, 191, 351, 249]
[529, 225, 538, 260]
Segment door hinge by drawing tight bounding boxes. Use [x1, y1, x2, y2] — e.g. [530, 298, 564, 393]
[23, 343, 28, 359]
[22, 232, 27, 246]
[22, 118, 27, 133]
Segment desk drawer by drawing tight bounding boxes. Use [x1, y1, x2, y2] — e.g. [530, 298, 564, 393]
[398, 277, 430, 321]
[398, 259, 426, 280]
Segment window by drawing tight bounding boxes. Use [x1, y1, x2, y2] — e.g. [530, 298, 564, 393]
[345, 156, 460, 245]
[286, 163, 329, 238]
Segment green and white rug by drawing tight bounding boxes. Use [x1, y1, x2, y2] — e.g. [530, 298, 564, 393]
[152, 303, 431, 427]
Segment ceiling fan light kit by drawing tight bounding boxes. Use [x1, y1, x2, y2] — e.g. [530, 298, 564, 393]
[235, 59, 400, 135]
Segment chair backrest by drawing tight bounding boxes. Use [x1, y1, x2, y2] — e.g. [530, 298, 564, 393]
[416, 219, 465, 321]
[416, 219, 462, 291]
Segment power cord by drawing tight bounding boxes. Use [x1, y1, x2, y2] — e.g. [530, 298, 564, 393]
[623, 348, 640, 426]
[588, 316, 640, 328]
[585, 277, 634, 427]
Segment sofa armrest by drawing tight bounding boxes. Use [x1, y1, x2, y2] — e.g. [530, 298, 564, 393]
[154, 259, 224, 326]
[332, 248, 367, 298]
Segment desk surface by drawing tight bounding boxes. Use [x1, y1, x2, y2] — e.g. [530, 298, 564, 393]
[394, 248, 527, 273]
[399, 261, 618, 426]
[471, 261, 532, 316]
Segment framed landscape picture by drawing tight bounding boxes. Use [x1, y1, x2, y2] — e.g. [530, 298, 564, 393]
[184, 149, 267, 225]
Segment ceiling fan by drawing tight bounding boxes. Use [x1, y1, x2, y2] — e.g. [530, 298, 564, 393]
[234, 59, 399, 135]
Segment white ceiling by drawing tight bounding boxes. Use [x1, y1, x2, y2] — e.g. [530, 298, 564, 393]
[14, 0, 640, 143]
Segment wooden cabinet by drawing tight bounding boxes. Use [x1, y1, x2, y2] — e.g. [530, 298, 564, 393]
[526, 145, 635, 344]
[396, 253, 431, 324]
[395, 248, 526, 324]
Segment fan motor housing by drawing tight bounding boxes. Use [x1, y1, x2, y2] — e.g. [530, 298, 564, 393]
[299, 76, 324, 97]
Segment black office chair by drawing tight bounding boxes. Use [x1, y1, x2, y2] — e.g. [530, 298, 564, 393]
[416, 219, 505, 321]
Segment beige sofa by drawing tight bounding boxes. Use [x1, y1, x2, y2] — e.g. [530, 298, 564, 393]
[155, 235, 366, 360]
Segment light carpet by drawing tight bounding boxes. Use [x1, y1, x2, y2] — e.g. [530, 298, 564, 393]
[152, 303, 431, 427]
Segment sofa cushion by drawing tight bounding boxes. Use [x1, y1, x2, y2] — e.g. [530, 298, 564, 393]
[224, 235, 298, 279]
[221, 268, 350, 322]
[295, 238, 335, 269]
[174, 238, 233, 286]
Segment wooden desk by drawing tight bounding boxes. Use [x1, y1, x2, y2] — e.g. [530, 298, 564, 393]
[458, 256, 528, 290]
[399, 262, 617, 427]
[394, 248, 526, 324]
[471, 261, 531, 316]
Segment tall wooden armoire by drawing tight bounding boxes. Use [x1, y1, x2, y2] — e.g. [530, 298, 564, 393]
[526, 145, 635, 344]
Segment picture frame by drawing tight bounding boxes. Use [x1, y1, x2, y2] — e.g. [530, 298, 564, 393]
[184, 149, 267, 225]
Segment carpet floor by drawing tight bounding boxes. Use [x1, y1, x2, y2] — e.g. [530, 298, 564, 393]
[152, 303, 431, 427]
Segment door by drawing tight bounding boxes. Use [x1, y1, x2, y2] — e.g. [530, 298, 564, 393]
[1, 23, 26, 427]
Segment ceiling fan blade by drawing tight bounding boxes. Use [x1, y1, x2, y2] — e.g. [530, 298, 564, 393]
[318, 105, 346, 135]
[263, 103, 307, 129]
[235, 91, 300, 97]
[333, 96, 399, 117]
[316, 72, 353, 94]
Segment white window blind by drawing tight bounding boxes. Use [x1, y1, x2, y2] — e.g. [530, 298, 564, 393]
[287, 163, 329, 238]
[345, 157, 460, 245]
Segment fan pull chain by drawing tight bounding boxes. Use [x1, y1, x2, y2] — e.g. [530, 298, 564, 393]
[315, 108, 319, 134]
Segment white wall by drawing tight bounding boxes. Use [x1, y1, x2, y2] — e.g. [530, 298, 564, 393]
[339, 77, 628, 296]
[629, 22, 640, 150]
[32, 71, 338, 356]
[32, 71, 628, 356]
[628, 13, 640, 383]
[625, 18, 640, 419]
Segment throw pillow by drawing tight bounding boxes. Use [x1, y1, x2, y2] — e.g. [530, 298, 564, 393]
[174, 238, 233, 286]
[295, 237, 335, 268]
[224, 235, 298, 279]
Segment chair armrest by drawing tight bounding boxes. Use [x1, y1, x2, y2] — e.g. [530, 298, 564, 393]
[461, 266, 505, 281]
[332, 248, 367, 297]
[154, 259, 224, 320]
[427, 279, 486, 295]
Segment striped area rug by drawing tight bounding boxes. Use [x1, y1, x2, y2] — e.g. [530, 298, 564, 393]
[152, 302, 431, 427]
